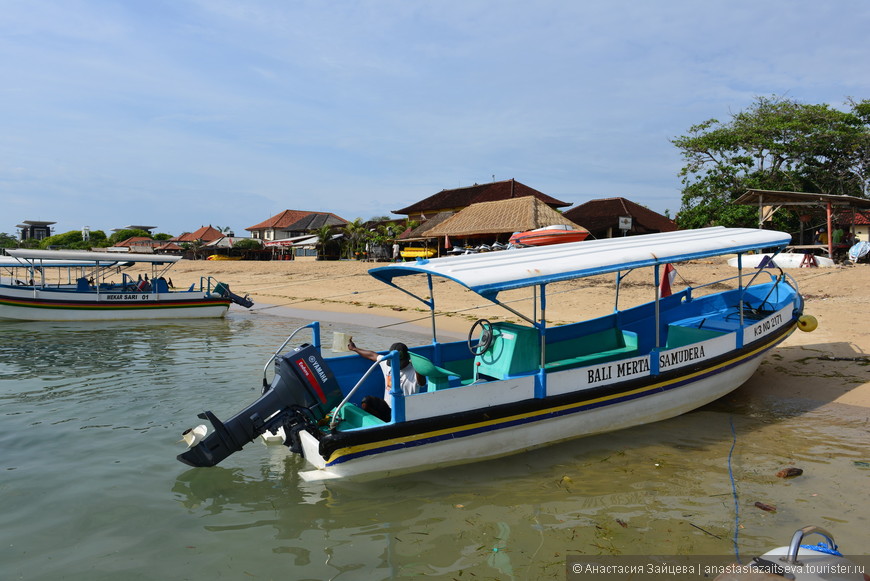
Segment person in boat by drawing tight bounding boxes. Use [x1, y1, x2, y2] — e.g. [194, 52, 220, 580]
[347, 339, 425, 421]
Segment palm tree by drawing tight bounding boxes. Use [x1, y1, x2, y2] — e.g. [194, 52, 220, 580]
[315, 225, 333, 260]
[190, 239, 205, 260]
[342, 218, 366, 259]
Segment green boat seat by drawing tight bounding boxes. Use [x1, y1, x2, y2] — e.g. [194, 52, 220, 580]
[334, 402, 387, 430]
[665, 325, 725, 349]
[409, 352, 461, 391]
[544, 329, 639, 372]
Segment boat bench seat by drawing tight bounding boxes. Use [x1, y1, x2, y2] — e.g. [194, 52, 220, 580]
[409, 352, 463, 391]
[666, 324, 726, 349]
[334, 403, 386, 430]
[544, 329, 639, 372]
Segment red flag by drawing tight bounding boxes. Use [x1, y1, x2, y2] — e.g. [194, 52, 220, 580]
[659, 263, 676, 298]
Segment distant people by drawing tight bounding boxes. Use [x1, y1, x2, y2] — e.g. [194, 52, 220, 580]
[392, 243, 400, 262]
[844, 231, 855, 246]
[347, 339, 424, 419]
[833, 227, 844, 245]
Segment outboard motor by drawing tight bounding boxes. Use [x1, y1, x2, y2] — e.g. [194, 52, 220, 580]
[177, 343, 341, 467]
[214, 281, 254, 309]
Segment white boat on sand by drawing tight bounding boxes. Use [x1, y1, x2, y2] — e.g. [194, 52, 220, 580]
[178, 227, 812, 480]
[0, 249, 252, 321]
[727, 252, 835, 268]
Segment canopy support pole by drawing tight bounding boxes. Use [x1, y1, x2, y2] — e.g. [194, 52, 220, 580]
[654, 264, 661, 349]
[427, 274, 437, 344]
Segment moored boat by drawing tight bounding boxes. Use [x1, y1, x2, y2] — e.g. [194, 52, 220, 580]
[508, 224, 589, 246]
[0, 249, 252, 321]
[178, 227, 811, 481]
[713, 526, 865, 580]
[727, 252, 836, 268]
[399, 247, 436, 259]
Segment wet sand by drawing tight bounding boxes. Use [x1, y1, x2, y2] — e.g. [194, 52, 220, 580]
[158, 257, 870, 411]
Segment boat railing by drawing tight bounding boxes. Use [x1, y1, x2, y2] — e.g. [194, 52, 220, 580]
[261, 322, 322, 385]
[329, 354, 395, 430]
[785, 525, 837, 565]
[689, 269, 779, 295]
[198, 276, 221, 293]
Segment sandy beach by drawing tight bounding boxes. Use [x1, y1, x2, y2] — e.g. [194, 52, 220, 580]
[159, 257, 870, 412]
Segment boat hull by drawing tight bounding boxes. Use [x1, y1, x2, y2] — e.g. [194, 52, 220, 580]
[299, 323, 794, 481]
[508, 230, 589, 246]
[0, 288, 230, 321]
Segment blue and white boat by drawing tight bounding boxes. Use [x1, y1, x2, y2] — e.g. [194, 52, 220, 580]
[178, 227, 813, 480]
[0, 249, 252, 321]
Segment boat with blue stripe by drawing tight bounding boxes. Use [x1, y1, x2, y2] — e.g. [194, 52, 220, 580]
[0, 249, 252, 321]
[178, 227, 815, 480]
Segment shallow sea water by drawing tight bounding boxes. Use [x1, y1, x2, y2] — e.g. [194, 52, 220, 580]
[1, 308, 868, 580]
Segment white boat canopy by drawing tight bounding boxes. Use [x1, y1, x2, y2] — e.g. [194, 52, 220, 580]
[370, 227, 790, 299]
[6, 249, 181, 265]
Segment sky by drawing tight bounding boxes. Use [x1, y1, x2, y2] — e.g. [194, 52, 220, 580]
[2, 0, 869, 238]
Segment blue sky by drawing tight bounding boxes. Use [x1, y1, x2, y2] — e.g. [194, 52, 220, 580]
[2, 0, 869, 237]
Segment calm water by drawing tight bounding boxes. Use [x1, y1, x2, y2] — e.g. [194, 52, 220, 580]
[1, 308, 868, 580]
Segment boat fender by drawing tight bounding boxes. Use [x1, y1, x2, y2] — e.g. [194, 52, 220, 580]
[797, 315, 818, 332]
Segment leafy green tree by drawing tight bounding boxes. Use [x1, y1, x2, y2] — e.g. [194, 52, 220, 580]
[108, 228, 152, 245]
[342, 218, 367, 259]
[672, 96, 870, 229]
[39, 230, 82, 249]
[87, 230, 109, 246]
[233, 238, 261, 250]
[0, 232, 18, 248]
[39, 229, 110, 249]
[181, 239, 205, 260]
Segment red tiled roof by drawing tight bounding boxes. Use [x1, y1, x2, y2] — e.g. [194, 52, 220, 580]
[246, 210, 347, 231]
[394, 179, 570, 215]
[563, 197, 677, 234]
[173, 225, 225, 243]
[852, 211, 870, 225]
[116, 237, 153, 247]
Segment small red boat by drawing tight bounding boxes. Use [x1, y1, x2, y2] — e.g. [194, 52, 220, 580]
[509, 225, 589, 246]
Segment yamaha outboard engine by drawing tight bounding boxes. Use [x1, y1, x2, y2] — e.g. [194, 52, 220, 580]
[214, 281, 254, 309]
[177, 343, 341, 467]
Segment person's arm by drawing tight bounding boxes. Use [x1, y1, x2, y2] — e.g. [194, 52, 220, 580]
[348, 339, 379, 362]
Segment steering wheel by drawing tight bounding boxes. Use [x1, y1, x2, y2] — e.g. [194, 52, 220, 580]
[467, 319, 493, 356]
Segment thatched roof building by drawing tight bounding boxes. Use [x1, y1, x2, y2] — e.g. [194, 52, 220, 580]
[426, 196, 586, 238]
[394, 179, 570, 220]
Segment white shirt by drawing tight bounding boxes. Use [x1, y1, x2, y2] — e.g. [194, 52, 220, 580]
[377, 356, 420, 405]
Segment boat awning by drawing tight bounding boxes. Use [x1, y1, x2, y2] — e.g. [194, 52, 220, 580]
[369, 227, 790, 299]
[6, 249, 182, 264]
[264, 235, 318, 247]
[0, 257, 109, 268]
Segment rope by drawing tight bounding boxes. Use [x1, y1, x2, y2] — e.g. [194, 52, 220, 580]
[728, 415, 741, 563]
[800, 542, 842, 556]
